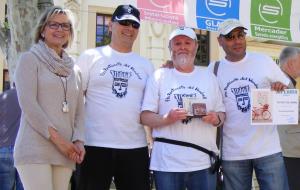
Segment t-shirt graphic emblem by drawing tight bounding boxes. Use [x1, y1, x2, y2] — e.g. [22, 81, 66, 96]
[174, 93, 197, 124]
[110, 70, 132, 98]
[231, 85, 250, 112]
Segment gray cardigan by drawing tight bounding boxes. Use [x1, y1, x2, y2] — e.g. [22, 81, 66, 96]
[14, 51, 85, 169]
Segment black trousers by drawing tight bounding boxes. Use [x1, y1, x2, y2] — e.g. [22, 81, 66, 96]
[284, 157, 300, 190]
[78, 146, 150, 190]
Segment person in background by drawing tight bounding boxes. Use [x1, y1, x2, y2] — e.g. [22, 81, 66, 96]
[141, 27, 225, 190]
[0, 86, 24, 190]
[14, 6, 85, 190]
[76, 4, 154, 190]
[208, 18, 290, 190]
[277, 47, 300, 190]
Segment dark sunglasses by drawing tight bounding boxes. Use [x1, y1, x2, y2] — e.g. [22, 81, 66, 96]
[47, 21, 71, 31]
[116, 20, 140, 29]
[221, 32, 246, 41]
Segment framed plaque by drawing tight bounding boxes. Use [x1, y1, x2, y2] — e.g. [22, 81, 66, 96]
[192, 103, 207, 117]
[183, 97, 207, 118]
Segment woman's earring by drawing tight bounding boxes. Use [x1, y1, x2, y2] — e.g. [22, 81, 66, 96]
[41, 33, 45, 38]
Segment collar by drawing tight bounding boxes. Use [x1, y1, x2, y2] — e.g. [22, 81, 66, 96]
[285, 72, 297, 87]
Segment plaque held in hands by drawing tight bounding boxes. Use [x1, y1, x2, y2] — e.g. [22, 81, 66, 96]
[183, 97, 207, 118]
[192, 103, 207, 117]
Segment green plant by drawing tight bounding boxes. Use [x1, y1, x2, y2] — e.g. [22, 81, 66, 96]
[1, 21, 10, 32]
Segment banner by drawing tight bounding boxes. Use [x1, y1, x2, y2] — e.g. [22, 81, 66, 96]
[137, 0, 300, 43]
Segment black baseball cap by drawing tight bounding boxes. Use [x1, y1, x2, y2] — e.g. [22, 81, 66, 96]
[111, 4, 140, 24]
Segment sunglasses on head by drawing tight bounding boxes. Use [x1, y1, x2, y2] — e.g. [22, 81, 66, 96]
[116, 20, 140, 29]
[221, 31, 246, 41]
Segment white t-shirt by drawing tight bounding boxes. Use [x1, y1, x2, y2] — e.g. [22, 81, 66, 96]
[208, 52, 290, 160]
[76, 45, 154, 149]
[142, 67, 225, 172]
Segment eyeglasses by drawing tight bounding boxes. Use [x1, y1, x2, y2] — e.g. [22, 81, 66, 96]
[221, 32, 246, 41]
[47, 21, 72, 31]
[116, 20, 140, 29]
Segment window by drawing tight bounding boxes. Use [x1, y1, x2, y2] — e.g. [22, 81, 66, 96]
[96, 14, 111, 47]
[5, 4, 7, 22]
[3, 69, 10, 91]
[195, 30, 210, 66]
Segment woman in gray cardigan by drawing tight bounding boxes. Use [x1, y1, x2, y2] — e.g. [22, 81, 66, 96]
[14, 6, 85, 190]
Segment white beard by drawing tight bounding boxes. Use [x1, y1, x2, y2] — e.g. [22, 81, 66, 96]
[174, 54, 189, 68]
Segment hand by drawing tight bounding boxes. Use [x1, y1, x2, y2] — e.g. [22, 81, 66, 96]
[163, 108, 188, 125]
[202, 112, 220, 126]
[49, 127, 80, 162]
[271, 81, 287, 91]
[161, 60, 174, 68]
[73, 140, 85, 164]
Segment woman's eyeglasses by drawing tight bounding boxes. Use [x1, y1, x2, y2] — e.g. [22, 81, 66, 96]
[116, 20, 140, 29]
[47, 21, 72, 31]
[221, 32, 246, 41]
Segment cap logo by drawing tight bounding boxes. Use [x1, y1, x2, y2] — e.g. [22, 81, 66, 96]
[127, 7, 133, 14]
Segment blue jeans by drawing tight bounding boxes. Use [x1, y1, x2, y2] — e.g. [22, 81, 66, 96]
[222, 152, 289, 190]
[0, 146, 24, 190]
[154, 168, 216, 190]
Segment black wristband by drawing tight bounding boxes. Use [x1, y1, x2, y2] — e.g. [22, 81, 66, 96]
[214, 114, 222, 126]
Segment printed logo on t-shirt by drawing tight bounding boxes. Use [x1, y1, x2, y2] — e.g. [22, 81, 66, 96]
[110, 70, 132, 98]
[165, 85, 207, 124]
[174, 93, 197, 124]
[231, 85, 250, 113]
[224, 77, 258, 113]
[99, 61, 143, 98]
[165, 85, 207, 102]
[174, 93, 197, 108]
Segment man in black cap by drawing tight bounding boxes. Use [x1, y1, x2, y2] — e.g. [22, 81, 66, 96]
[76, 4, 154, 190]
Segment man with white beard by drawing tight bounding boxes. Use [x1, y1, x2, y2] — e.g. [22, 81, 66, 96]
[140, 27, 226, 190]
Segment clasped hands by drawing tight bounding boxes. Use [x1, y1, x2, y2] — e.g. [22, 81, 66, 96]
[49, 127, 85, 164]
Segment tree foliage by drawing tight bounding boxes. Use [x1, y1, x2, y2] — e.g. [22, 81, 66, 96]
[0, 0, 54, 81]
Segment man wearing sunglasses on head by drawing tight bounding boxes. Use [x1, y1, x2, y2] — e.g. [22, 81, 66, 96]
[76, 4, 154, 190]
[208, 19, 290, 190]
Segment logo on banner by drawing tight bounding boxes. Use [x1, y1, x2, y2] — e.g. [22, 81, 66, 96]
[137, 0, 185, 26]
[251, 0, 292, 41]
[259, 1, 283, 24]
[206, 0, 232, 16]
[196, 0, 239, 31]
[149, 0, 170, 8]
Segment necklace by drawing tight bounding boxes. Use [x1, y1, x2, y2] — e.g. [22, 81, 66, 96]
[59, 76, 69, 113]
